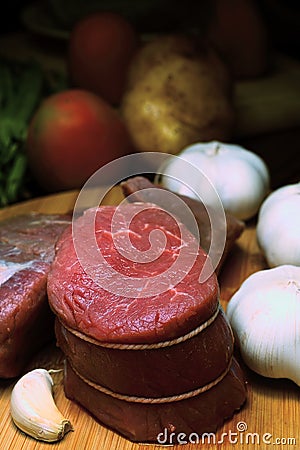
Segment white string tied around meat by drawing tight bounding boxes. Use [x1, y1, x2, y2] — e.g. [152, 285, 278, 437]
[62, 303, 221, 350]
[69, 356, 232, 404]
[63, 304, 234, 403]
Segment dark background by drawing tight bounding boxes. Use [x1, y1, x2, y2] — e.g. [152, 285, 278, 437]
[0, 0, 299, 197]
[1, 1, 300, 60]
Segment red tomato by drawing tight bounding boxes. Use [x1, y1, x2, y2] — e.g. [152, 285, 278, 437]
[68, 12, 140, 105]
[26, 89, 134, 192]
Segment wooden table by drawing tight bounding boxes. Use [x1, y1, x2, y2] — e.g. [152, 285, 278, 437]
[0, 189, 299, 450]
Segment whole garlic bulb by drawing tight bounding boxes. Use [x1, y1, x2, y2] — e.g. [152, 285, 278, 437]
[159, 140, 270, 220]
[257, 182, 300, 267]
[227, 265, 300, 386]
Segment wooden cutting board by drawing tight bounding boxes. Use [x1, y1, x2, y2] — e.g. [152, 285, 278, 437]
[0, 189, 299, 450]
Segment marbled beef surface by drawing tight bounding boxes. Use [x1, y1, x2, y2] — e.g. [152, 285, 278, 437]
[121, 176, 245, 273]
[47, 203, 219, 344]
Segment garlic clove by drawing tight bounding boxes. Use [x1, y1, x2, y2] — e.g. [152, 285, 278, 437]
[10, 368, 73, 442]
[227, 265, 300, 386]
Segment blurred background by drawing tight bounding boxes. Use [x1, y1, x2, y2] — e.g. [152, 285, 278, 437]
[1, 0, 299, 58]
[0, 0, 299, 204]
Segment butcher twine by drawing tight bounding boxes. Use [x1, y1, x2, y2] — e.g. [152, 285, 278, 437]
[62, 303, 222, 350]
[69, 356, 232, 404]
[62, 304, 234, 403]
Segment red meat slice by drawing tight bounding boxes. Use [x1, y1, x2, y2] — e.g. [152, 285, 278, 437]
[121, 176, 245, 273]
[48, 203, 219, 343]
[64, 357, 246, 443]
[0, 213, 71, 378]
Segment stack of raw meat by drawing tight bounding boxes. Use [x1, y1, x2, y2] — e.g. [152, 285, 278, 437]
[48, 202, 247, 442]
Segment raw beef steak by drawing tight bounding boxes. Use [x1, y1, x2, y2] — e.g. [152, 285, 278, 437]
[64, 357, 246, 443]
[0, 212, 71, 378]
[48, 204, 219, 343]
[48, 204, 246, 441]
[121, 176, 245, 273]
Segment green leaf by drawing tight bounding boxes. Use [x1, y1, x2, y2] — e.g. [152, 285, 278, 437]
[5, 152, 27, 203]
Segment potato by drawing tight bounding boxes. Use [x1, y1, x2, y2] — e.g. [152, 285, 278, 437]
[126, 33, 232, 94]
[120, 36, 235, 154]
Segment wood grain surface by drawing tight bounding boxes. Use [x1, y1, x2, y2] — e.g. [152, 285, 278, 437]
[0, 189, 299, 450]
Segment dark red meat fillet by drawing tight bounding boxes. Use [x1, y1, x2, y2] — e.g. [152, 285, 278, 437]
[48, 204, 219, 343]
[64, 357, 246, 443]
[0, 212, 71, 378]
[48, 203, 246, 441]
[55, 307, 233, 399]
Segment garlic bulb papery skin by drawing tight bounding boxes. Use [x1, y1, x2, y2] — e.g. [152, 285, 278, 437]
[256, 182, 300, 267]
[227, 265, 300, 386]
[10, 368, 73, 442]
[159, 140, 270, 220]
